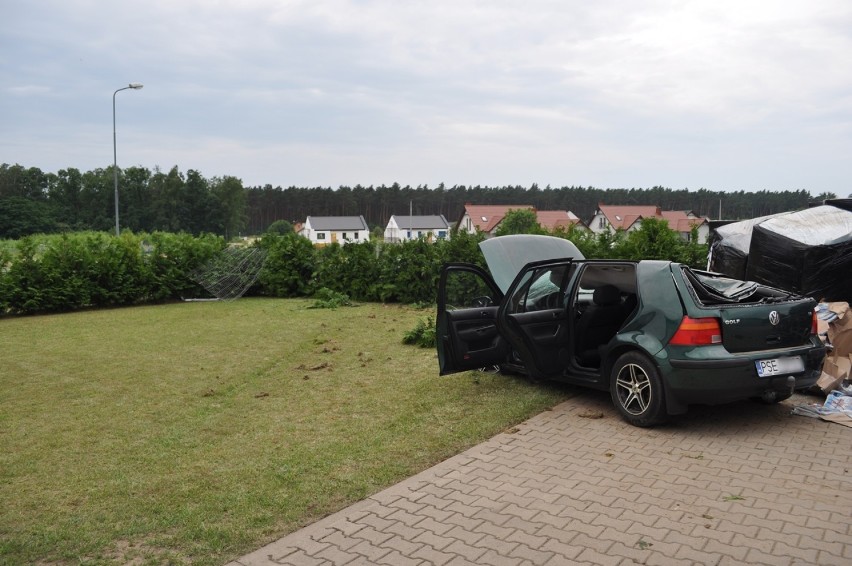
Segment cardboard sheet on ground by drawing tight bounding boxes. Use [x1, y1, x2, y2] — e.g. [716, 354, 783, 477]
[820, 412, 852, 428]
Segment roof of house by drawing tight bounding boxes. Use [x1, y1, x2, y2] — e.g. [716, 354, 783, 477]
[597, 205, 660, 230]
[660, 210, 708, 232]
[462, 204, 534, 233]
[306, 216, 368, 230]
[597, 205, 707, 232]
[535, 210, 582, 231]
[389, 215, 450, 230]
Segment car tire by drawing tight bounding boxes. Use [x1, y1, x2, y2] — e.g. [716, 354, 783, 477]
[610, 351, 667, 427]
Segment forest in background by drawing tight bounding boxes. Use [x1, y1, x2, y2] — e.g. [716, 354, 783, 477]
[0, 163, 838, 239]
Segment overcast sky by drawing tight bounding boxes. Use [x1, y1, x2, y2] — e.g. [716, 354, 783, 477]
[2, 0, 851, 194]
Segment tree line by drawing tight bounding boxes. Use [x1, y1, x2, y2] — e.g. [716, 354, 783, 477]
[1, 163, 836, 240]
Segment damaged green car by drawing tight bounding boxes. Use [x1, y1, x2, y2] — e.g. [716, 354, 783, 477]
[437, 235, 826, 427]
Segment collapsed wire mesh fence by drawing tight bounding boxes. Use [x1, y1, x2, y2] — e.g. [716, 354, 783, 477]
[189, 246, 268, 301]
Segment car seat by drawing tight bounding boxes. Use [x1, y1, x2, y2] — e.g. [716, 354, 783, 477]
[575, 284, 625, 367]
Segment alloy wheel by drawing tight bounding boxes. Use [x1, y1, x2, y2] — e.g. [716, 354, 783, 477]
[615, 363, 652, 415]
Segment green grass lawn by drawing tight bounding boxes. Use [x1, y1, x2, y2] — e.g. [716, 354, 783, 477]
[0, 299, 573, 565]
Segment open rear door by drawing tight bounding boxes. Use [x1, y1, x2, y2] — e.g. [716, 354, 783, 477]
[437, 264, 508, 375]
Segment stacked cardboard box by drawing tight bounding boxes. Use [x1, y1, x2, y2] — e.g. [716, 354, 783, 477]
[816, 302, 852, 393]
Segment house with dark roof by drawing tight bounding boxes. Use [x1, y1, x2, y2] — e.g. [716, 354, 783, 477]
[384, 215, 451, 243]
[299, 215, 370, 245]
[589, 204, 709, 242]
[458, 204, 586, 237]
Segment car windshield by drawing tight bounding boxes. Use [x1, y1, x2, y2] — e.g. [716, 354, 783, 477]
[479, 235, 584, 293]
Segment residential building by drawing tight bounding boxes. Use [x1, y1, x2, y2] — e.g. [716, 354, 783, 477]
[458, 204, 534, 236]
[589, 204, 710, 242]
[458, 204, 586, 237]
[384, 215, 451, 243]
[535, 210, 589, 232]
[299, 216, 370, 245]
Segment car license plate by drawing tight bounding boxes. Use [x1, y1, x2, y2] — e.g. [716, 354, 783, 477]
[755, 356, 804, 377]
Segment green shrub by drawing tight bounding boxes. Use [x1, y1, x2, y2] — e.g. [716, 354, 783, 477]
[257, 232, 315, 297]
[311, 241, 379, 300]
[144, 232, 225, 300]
[437, 229, 486, 267]
[376, 239, 441, 304]
[309, 287, 352, 309]
[402, 316, 436, 348]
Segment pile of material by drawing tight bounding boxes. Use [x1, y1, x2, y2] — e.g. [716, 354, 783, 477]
[793, 302, 852, 427]
[816, 302, 852, 393]
[708, 201, 852, 304]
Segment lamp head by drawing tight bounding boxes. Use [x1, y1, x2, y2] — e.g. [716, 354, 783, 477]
[129, 83, 144, 89]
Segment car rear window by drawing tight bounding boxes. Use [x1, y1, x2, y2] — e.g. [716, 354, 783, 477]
[682, 267, 796, 305]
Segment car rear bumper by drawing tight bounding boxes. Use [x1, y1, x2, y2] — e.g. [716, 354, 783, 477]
[660, 342, 825, 410]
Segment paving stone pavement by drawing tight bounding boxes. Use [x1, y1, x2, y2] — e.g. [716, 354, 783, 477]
[227, 390, 852, 566]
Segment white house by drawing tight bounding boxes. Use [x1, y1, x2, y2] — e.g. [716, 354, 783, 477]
[299, 216, 370, 245]
[384, 215, 451, 243]
[589, 204, 710, 243]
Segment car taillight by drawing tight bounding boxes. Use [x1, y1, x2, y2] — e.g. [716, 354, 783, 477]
[812, 309, 818, 335]
[670, 316, 722, 346]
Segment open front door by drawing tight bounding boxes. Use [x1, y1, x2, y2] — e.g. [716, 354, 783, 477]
[497, 260, 575, 380]
[437, 264, 508, 375]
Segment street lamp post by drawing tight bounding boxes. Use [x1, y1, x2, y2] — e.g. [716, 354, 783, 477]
[113, 83, 143, 236]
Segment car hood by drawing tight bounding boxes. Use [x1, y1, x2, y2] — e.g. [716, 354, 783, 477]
[479, 235, 585, 293]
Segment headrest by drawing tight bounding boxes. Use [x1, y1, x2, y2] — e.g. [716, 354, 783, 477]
[593, 285, 621, 306]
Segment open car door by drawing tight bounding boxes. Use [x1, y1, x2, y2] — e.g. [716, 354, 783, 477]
[497, 259, 575, 380]
[437, 263, 508, 375]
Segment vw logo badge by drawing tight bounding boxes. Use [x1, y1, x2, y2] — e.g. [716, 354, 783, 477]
[769, 311, 780, 325]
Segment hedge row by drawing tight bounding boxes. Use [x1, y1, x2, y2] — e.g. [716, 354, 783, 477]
[0, 230, 487, 315]
[257, 230, 487, 304]
[0, 222, 707, 316]
[0, 232, 226, 315]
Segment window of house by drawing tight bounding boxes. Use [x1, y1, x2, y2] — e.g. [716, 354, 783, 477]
[438, 230, 447, 239]
[407, 231, 412, 239]
[342, 232, 347, 239]
[317, 232, 326, 240]
[418, 231, 423, 238]
[598, 218, 605, 228]
[354, 232, 359, 239]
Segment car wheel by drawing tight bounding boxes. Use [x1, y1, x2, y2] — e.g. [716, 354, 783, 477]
[610, 351, 667, 427]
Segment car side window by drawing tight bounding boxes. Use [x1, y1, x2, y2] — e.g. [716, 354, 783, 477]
[509, 265, 570, 313]
[443, 269, 500, 310]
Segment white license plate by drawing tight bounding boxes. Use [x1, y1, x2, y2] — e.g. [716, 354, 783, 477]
[755, 356, 804, 377]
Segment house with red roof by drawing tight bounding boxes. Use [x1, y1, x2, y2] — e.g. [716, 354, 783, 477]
[458, 204, 587, 237]
[535, 210, 588, 232]
[590, 204, 709, 242]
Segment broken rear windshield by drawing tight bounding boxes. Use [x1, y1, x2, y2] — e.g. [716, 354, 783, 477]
[682, 267, 795, 305]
